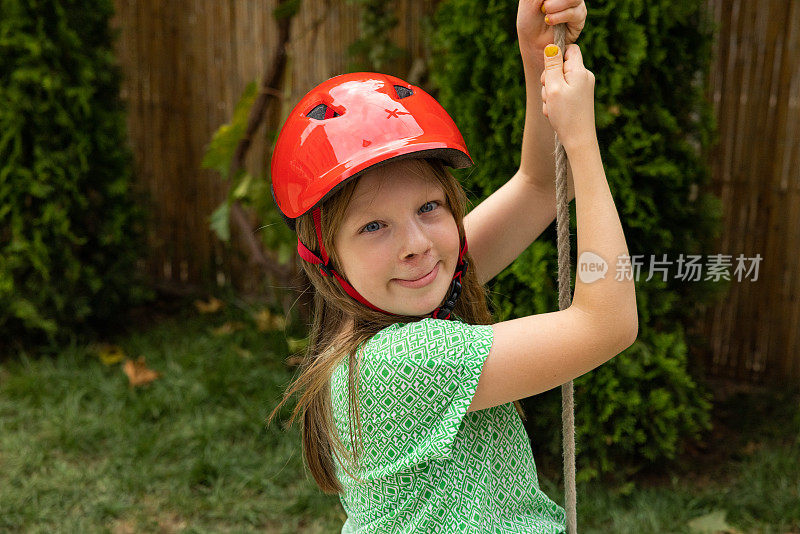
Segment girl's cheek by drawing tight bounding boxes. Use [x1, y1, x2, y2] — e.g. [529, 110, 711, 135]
[436, 217, 460, 248]
[357, 242, 394, 272]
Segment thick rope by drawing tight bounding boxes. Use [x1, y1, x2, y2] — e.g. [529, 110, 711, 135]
[552, 23, 577, 534]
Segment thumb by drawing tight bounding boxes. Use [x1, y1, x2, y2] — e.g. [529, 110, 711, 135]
[543, 44, 564, 88]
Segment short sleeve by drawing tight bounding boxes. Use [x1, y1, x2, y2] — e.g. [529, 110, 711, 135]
[351, 318, 494, 477]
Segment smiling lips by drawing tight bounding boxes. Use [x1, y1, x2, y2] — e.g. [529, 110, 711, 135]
[393, 261, 440, 289]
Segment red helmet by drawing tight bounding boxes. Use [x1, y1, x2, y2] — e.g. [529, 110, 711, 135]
[271, 72, 473, 227]
[270, 72, 473, 319]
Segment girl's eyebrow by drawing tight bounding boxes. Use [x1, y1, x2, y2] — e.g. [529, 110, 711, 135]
[345, 202, 382, 225]
[348, 210, 384, 232]
[341, 209, 378, 233]
[346, 189, 445, 227]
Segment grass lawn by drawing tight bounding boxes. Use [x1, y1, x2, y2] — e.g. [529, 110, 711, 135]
[1, 297, 798, 533]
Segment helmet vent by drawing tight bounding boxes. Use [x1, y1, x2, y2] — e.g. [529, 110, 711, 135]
[306, 103, 341, 120]
[394, 85, 413, 99]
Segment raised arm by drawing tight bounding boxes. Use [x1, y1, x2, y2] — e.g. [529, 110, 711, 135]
[469, 43, 638, 412]
[464, 0, 584, 285]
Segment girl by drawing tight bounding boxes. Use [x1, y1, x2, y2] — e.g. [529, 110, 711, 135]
[269, 1, 636, 532]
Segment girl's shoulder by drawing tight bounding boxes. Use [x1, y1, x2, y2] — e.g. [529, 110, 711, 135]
[362, 317, 491, 354]
[331, 318, 491, 367]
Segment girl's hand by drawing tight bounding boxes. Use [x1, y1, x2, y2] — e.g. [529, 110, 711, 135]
[540, 44, 596, 150]
[517, 0, 587, 58]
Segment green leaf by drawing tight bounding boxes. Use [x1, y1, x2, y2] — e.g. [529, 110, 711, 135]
[232, 172, 254, 200]
[12, 298, 57, 333]
[201, 81, 258, 178]
[210, 202, 231, 242]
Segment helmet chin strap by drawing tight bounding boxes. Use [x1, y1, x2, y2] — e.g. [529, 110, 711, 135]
[431, 245, 468, 320]
[296, 207, 468, 320]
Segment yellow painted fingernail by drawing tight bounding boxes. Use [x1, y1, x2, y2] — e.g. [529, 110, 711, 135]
[545, 44, 559, 57]
[544, 15, 551, 24]
[541, 3, 546, 14]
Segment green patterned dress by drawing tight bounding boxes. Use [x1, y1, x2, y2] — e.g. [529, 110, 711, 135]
[330, 317, 566, 533]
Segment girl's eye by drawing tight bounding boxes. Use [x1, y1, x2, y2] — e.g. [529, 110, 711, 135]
[420, 200, 440, 213]
[358, 201, 441, 234]
[361, 221, 382, 233]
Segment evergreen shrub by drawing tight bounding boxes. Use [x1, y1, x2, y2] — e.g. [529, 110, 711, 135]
[0, 0, 150, 351]
[430, 0, 723, 480]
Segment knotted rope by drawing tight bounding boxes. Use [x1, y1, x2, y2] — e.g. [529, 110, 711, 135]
[552, 23, 577, 534]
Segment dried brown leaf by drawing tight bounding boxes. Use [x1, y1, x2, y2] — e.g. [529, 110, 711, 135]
[211, 321, 245, 336]
[234, 346, 253, 359]
[123, 357, 161, 387]
[253, 309, 286, 332]
[195, 297, 224, 313]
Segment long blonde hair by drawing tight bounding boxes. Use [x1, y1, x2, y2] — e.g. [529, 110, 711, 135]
[267, 158, 525, 494]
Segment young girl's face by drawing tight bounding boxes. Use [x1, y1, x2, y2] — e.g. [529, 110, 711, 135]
[333, 160, 460, 317]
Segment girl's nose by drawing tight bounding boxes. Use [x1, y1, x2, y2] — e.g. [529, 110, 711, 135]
[400, 220, 433, 260]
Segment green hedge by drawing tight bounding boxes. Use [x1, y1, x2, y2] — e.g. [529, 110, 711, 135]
[430, 0, 723, 480]
[0, 0, 150, 351]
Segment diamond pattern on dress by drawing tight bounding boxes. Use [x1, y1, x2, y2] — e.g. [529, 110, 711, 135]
[330, 318, 566, 533]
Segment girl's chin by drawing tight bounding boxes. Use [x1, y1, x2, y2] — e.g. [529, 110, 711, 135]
[386, 290, 450, 317]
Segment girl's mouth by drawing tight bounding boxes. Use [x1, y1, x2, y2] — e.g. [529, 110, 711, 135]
[393, 262, 440, 289]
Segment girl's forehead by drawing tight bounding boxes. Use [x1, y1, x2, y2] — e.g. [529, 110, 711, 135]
[348, 165, 442, 210]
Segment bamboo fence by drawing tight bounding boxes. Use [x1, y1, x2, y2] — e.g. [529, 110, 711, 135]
[699, 0, 800, 384]
[111, 0, 800, 383]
